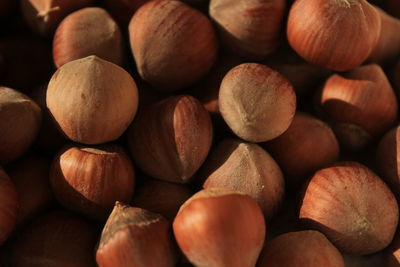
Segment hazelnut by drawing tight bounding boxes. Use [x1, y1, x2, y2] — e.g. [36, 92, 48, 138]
[132, 178, 192, 221]
[5, 154, 53, 227]
[0, 167, 18, 245]
[263, 112, 339, 189]
[0, 87, 41, 164]
[316, 64, 398, 151]
[209, 0, 286, 59]
[50, 144, 136, 220]
[173, 188, 266, 267]
[128, 0, 218, 91]
[20, 0, 95, 37]
[367, 7, 400, 65]
[299, 162, 399, 255]
[198, 138, 285, 219]
[46, 56, 138, 145]
[258, 230, 345, 267]
[53, 7, 124, 68]
[219, 63, 296, 142]
[287, 0, 381, 71]
[128, 94, 212, 184]
[96, 202, 178, 267]
[8, 210, 98, 267]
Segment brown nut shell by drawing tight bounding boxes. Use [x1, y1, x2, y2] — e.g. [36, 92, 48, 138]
[129, 0, 218, 91]
[53, 7, 124, 68]
[198, 138, 285, 219]
[258, 230, 345, 267]
[0, 167, 18, 245]
[128, 94, 212, 184]
[96, 202, 178, 267]
[50, 144, 136, 220]
[367, 7, 400, 65]
[173, 188, 266, 267]
[317, 64, 398, 150]
[219, 63, 296, 142]
[264, 112, 339, 188]
[287, 0, 381, 71]
[46, 56, 138, 145]
[0, 87, 41, 164]
[209, 0, 286, 59]
[299, 162, 399, 255]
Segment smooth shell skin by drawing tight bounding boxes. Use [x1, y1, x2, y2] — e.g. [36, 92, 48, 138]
[46, 56, 138, 145]
[20, 0, 95, 37]
[199, 138, 285, 219]
[50, 144, 136, 220]
[173, 188, 266, 267]
[299, 162, 399, 255]
[318, 64, 398, 150]
[219, 63, 296, 142]
[209, 0, 286, 59]
[258, 230, 345, 267]
[264, 112, 339, 188]
[129, 0, 218, 91]
[132, 179, 192, 221]
[53, 7, 124, 68]
[128, 95, 213, 184]
[287, 0, 381, 71]
[96, 203, 177, 267]
[377, 126, 400, 195]
[6, 155, 53, 226]
[0, 87, 42, 163]
[367, 8, 400, 64]
[8, 211, 98, 267]
[0, 167, 18, 245]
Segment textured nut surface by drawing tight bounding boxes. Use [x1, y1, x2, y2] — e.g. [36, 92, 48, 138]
[219, 63, 296, 142]
[128, 95, 212, 183]
[53, 7, 124, 68]
[46, 56, 138, 144]
[199, 138, 284, 219]
[50, 144, 135, 220]
[258, 230, 345, 267]
[129, 0, 218, 91]
[96, 203, 177, 267]
[0, 87, 41, 163]
[173, 188, 266, 267]
[287, 0, 381, 71]
[210, 0, 286, 59]
[299, 162, 399, 255]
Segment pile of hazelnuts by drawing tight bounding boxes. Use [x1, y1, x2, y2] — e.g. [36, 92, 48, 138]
[1, 0, 400, 266]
